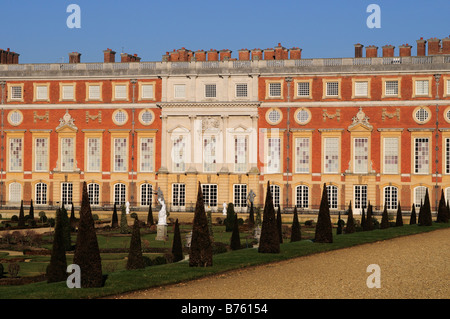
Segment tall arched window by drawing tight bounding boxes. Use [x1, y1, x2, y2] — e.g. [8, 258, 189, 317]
[9, 182, 21, 204]
[295, 185, 309, 208]
[87, 183, 100, 206]
[114, 183, 126, 206]
[414, 186, 428, 208]
[270, 184, 281, 208]
[384, 186, 398, 211]
[35, 183, 47, 205]
[140, 183, 153, 206]
[326, 185, 338, 210]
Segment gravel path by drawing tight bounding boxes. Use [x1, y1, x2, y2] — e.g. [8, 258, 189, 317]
[108, 228, 450, 299]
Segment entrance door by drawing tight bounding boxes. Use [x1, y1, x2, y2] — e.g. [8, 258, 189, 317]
[354, 185, 367, 215]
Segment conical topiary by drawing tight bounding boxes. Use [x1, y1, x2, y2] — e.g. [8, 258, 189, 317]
[365, 202, 374, 231]
[111, 203, 119, 228]
[276, 205, 283, 244]
[29, 199, 35, 220]
[361, 206, 366, 231]
[120, 204, 129, 234]
[314, 184, 333, 243]
[147, 202, 154, 226]
[436, 189, 449, 223]
[225, 203, 235, 232]
[230, 213, 241, 250]
[18, 200, 25, 228]
[189, 182, 213, 267]
[69, 202, 77, 231]
[409, 204, 417, 225]
[380, 205, 389, 229]
[418, 200, 424, 225]
[73, 182, 103, 287]
[395, 202, 403, 227]
[290, 206, 301, 242]
[126, 216, 145, 270]
[60, 205, 72, 251]
[172, 219, 184, 262]
[46, 208, 68, 283]
[258, 182, 280, 253]
[248, 202, 255, 229]
[207, 211, 214, 240]
[336, 212, 343, 235]
[419, 189, 433, 226]
[345, 201, 356, 234]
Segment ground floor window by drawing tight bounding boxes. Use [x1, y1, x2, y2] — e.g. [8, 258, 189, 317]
[233, 184, 247, 208]
[326, 185, 338, 210]
[140, 183, 153, 206]
[296, 185, 309, 208]
[172, 183, 186, 208]
[9, 182, 21, 203]
[61, 182, 73, 205]
[384, 186, 398, 211]
[414, 186, 428, 208]
[35, 183, 47, 205]
[202, 184, 218, 208]
[270, 184, 280, 208]
[87, 183, 100, 206]
[114, 183, 126, 206]
[354, 185, 367, 213]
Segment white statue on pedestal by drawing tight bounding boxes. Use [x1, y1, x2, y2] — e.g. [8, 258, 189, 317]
[223, 202, 227, 215]
[125, 201, 130, 214]
[156, 187, 167, 226]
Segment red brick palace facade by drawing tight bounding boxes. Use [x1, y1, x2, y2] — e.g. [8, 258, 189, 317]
[1, 38, 450, 215]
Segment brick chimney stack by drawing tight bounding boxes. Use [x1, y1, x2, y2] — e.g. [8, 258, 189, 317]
[219, 49, 232, 61]
[274, 43, 289, 60]
[354, 43, 364, 58]
[442, 36, 450, 54]
[365, 45, 378, 58]
[290, 47, 302, 59]
[68, 52, 81, 63]
[251, 49, 262, 60]
[263, 48, 275, 60]
[238, 49, 250, 61]
[195, 50, 206, 61]
[399, 44, 412, 57]
[207, 49, 218, 61]
[382, 45, 395, 57]
[103, 48, 116, 63]
[416, 38, 427, 56]
[427, 38, 441, 55]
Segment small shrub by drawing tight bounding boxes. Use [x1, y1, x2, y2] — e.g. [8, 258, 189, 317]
[215, 217, 223, 225]
[8, 263, 20, 278]
[47, 218, 55, 227]
[212, 242, 228, 255]
[92, 214, 99, 221]
[152, 256, 167, 266]
[304, 220, 314, 227]
[11, 215, 19, 222]
[130, 213, 137, 220]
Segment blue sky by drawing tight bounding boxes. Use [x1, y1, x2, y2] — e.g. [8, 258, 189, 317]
[1, 0, 450, 63]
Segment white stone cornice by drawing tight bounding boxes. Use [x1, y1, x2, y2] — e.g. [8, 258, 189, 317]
[157, 101, 260, 108]
[260, 100, 450, 108]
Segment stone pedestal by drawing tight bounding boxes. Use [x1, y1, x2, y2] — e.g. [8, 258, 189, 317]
[155, 225, 168, 241]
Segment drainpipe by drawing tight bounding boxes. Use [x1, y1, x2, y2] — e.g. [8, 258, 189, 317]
[0, 81, 5, 208]
[130, 79, 137, 206]
[434, 74, 440, 213]
[285, 77, 292, 210]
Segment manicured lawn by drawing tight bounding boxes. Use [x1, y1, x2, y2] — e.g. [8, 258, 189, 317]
[0, 222, 448, 299]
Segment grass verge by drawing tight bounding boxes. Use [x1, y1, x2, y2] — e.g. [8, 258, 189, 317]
[0, 223, 448, 299]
